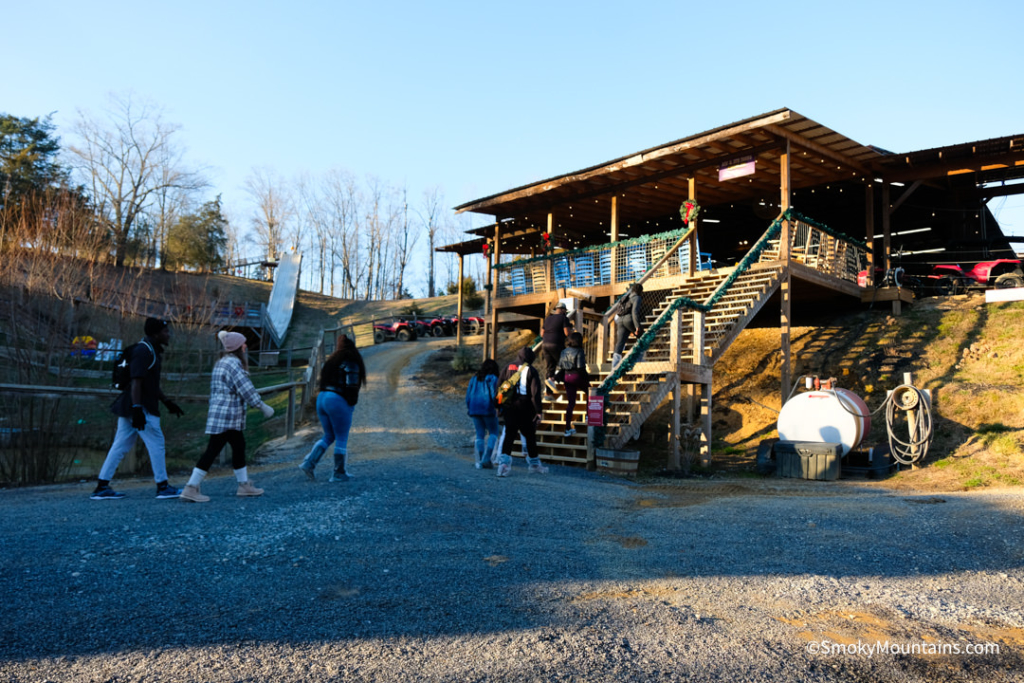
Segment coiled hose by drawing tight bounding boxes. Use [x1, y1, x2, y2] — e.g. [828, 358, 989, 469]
[884, 384, 933, 465]
[825, 382, 933, 465]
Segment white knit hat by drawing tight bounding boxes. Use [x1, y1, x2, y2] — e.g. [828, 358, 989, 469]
[218, 331, 246, 352]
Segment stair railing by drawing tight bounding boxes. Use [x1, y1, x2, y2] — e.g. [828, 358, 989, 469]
[596, 211, 788, 398]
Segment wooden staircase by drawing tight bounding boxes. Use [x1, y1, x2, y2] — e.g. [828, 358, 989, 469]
[508, 263, 784, 462]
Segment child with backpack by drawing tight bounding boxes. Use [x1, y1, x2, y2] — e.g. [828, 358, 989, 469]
[465, 359, 500, 469]
[556, 332, 590, 437]
[495, 345, 548, 477]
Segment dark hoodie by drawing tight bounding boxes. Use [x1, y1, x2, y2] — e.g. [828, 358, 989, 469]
[498, 346, 543, 415]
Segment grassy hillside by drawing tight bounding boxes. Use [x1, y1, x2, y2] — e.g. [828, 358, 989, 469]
[648, 294, 1024, 491]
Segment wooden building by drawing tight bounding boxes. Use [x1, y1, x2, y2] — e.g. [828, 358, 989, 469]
[439, 108, 1024, 470]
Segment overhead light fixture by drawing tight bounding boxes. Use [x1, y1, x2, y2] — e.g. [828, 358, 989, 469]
[703, 219, 721, 224]
[904, 247, 946, 255]
[874, 178, 884, 183]
[872, 227, 932, 239]
[891, 182, 905, 187]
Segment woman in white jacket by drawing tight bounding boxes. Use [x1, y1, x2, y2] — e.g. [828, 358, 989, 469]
[180, 331, 275, 503]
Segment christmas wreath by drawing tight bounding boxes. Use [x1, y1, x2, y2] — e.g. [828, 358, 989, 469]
[679, 200, 701, 226]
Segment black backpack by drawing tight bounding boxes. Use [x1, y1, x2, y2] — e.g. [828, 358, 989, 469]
[111, 340, 155, 391]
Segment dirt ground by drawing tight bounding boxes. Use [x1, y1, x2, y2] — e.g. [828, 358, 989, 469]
[3, 336, 1023, 683]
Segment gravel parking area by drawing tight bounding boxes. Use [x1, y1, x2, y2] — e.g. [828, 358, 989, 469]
[2, 338, 1023, 682]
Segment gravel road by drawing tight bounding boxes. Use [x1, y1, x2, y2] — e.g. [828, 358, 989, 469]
[2, 338, 1023, 682]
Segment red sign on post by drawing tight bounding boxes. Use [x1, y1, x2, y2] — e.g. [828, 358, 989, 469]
[587, 394, 605, 427]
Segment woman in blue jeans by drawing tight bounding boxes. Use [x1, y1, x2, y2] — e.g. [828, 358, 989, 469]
[299, 335, 366, 482]
[465, 359, 499, 469]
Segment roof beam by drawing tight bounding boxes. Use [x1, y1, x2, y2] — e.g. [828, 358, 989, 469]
[763, 123, 873, 177]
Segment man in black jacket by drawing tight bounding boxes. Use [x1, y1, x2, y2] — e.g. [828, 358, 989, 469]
[90, 318, 185, 500]
[613, 283, 645, 369]
[496, 346, 548, 476]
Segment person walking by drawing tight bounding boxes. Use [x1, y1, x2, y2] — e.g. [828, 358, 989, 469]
[298, 335, 366, 482]
[180, 331, 275, 503]
[541, 302, 572, 392]
[90, 318, 184, 500]
[557, 332, 590, 437]
[613, 283, 645, 369]
[466, 359, 500, 469]
[496, 345, 548, 476]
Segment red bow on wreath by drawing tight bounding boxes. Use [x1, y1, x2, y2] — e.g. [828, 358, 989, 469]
[482, 242, 490, 259]
[541, 232, 551, 254]
[680, 200, 701, 226]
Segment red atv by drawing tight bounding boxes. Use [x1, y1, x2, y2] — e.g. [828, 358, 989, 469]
[929, 259, 1023, 295]
[372, 320, 418, 343]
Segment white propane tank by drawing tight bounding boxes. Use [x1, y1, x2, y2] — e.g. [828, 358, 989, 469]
[777, 389, 871, 456]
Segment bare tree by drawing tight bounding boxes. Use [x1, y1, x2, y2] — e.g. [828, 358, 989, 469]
[67, 92, 206, 267]
[244, 166, 293, 279]
[420, 186, 447, 297]
[393, 185, 420, 299]
[324, 169, 361, 299]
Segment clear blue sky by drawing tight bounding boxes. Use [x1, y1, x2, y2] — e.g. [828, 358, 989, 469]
[5, 0, 1023, 292]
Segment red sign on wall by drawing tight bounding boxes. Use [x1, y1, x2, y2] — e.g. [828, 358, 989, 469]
[587, 394, 605, 427]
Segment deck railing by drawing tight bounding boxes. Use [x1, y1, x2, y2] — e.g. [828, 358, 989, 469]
[759, 212, 869, 283]
[493, 228, 707, 299]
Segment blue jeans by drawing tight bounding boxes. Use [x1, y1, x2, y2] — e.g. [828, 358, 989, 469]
[470, 414, 499, 465]
[311, 391, 355, 473]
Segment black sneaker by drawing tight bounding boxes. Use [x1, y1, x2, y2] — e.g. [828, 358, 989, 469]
[90, 486, 126, 500]
[155, 485, 181, 499]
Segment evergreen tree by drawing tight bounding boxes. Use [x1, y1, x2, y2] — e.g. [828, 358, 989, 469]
[0, 114, 68, 211]
[166, 196, 229, 271]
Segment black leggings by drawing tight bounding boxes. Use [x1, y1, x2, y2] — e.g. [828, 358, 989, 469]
[196, 430, 246, 471]
[501, 403, 539, 459]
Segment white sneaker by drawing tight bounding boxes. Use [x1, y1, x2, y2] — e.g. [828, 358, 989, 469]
[528, 464, 550, 474]
[496, 463, 511, 477]
[475, 462, 482, 469]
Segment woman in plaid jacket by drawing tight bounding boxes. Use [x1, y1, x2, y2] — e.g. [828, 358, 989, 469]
[180, 331, 275, 503]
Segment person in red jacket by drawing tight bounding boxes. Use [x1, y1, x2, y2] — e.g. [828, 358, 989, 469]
[496, 346, 548, 477]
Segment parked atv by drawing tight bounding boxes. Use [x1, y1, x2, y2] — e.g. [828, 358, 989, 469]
[372, 320, 418, 343]
[930, 259, 1023, 294]
[425, 317, 454, 337]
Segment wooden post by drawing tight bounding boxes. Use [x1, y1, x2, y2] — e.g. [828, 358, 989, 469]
[286, 385, 295, 439]
[456, 253, 465, 348]
[546, 211, 556, 294]
[688, 178, 697, 275]
[700, 381, 712, 467]
[490, 223, 501, 361]
[903, 372, 919, 470]
[882, 183, 892, 278]
[668, 309, 683, 471]
[669, 375, 681, 470]
[865, 183, 875, 285]
[779, 140, 792, 405]
[610, 195, 619, 283]
[691, 309, 704, 366]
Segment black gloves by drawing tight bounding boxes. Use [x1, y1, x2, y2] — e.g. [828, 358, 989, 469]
[163, 399, 185, 417]
[131, 405, 147, 430]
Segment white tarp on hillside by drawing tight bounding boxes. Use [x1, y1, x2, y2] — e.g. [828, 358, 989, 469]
[266, 251, 302, 345]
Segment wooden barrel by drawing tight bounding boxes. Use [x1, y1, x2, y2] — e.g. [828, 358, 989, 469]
[595, 448, 640, 477]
